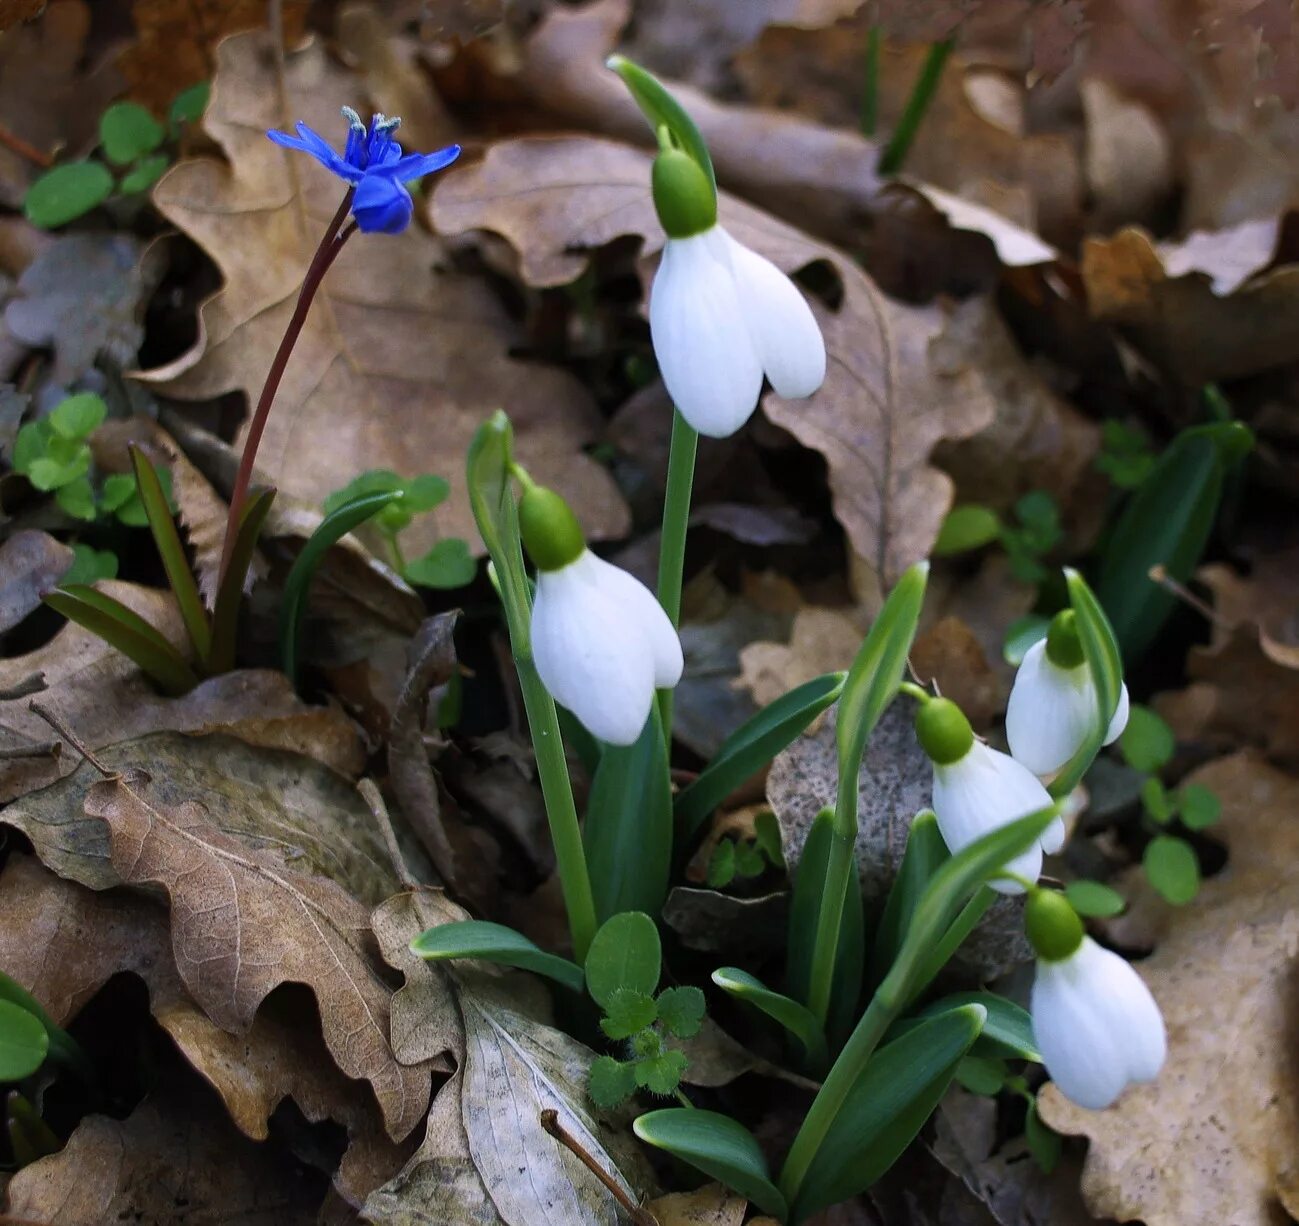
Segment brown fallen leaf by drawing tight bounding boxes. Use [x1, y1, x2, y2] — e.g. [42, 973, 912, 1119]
[1081, 76, 1174, 233]
[118, 0, 309, 113]
[1082, 223, 1299, 385]
[1199, 552, 1299, 669]
[432, 134, 997, 592]
[1039, 753, 1299, 1226]
[644, 1182, 748, 1226]
[910, 615, 1003, 730]
[81, 764, 432, 1140]
[0, 529, 71, 633]
[0, 0, 44, 33]
[738, 606, 861, 711]
[140, 31, 627, 560]
[4, 1073, 325, 1224]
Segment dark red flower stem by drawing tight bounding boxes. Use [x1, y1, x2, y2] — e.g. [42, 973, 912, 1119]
[219, 189, 357, 583]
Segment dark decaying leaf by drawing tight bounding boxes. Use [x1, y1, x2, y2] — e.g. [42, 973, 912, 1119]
[0, 529, 72, 634]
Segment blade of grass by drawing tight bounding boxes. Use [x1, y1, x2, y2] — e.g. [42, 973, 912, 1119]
[43, 586, 199, 695]
[878, 38, 954, 175]
[208, 487, 276, 675]
[129, 445, 210, 663]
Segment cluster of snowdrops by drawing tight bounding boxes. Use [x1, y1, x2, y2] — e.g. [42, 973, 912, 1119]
[267, 57, 1165, 1221]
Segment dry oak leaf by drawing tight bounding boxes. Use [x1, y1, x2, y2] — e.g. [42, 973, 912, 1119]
[644, 1183, 748, 1226]
[432, 135, 996, 589]
[0, 529, 72, 634]
[139, 31, 627, 559]
[81, 766, 431, 1140]
[5, 1074, 324, 1225]
[1081, 224, 1299, 384]
[1039, 753, 1299, 1226]
[738, 605, 861, 711]
[1199, 552, 1299, 669]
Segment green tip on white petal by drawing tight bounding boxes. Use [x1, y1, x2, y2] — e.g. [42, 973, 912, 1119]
[1025, 888, 1085, 961]
[915, 696, 974, 765]
[1045, 609, 1086, 670]
[652, 147, 717, 237]
[518, 486, 585, 572]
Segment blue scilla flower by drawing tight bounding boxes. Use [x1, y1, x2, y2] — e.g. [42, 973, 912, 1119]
[268, 107, 460, 235]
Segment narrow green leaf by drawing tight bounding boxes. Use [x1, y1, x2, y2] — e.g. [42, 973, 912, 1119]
[634, 1110, 787, 1220]
[278, 489, 398, 685]
[1025, 1097, 1062, 1173]
[24, 161, 113, 228]
[465, 412, 531, 639]
[584, 912, 661, 1009]
[0, 1000, 49, 1081]
[6, 1091, 61, 1166]
[130, 446, 210, 663]
[674, 672, 846, 837]
[411, 919, 585, 993]
[584, 707, 673, 922]
[1144, 835, 1200, 904]
[208, 486, 275, 675]
[870, 809, 947, 980]
[0, 973, 94, 1086]
[100, 101, 165, 164]
[908, 991, 1039, 1061]
[791, 1005, 985, 1220]
[712, 967, 827, 1068]
[1064, 879, 1126, 918]
[606, 56, 716, 189]
[1097, 421, 1252, 660]
[43, 586, 199, 695]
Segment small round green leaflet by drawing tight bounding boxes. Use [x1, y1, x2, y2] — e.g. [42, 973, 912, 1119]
[933, 504, 1001, 555]
[170, 81, 211, 126]
[584, 912, 661, 1009]
[1003, 614, 1049, 666]
[1178, 783, 1222, 830]
[1144, 835, 1200, 904]
[410, 920, 585, 993]
[1064, 879, 1126, 918]
[0, 999, 50, 1081]
[49, 392, 107, 440]
[24, 162, 114, 228]
[1120, 705, 1176, 772]
[100, 102, 165, 165]
[120, 154, 170, 195]
[633, 1109, 787, 1220]
[404, 538, 477, 589]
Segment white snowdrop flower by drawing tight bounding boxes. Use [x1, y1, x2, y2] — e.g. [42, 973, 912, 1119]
[521, 486, 682, 746]
[1026, 890, 1166, 1110]
[646, 146, 825, 438]
[1006, 611, 1130, 779]
[915, 697, 1055, 894]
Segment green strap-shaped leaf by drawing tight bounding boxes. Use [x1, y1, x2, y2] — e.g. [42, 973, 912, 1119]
[898, 990, 1040, 1062]
[130, 446, 211, 663]
[410, 920, 585, 994]
[0, 999, 49, 1081]
[584, 912, 661, 1009]
[584, 707, 673, 922]
[0, 972, 95, 1084]
[208, 487, 275, 675]
[634, 1109, 788, 1220]
[466, 412, 531, 643]
[712, 967, 828, 1070]
[277, 489, 399, 685]
[43, 585, 199, 695]
[675, 672, 846, 838]
[606, 56, 716, 189]
[791, 1006, 985, 1221]
[869, 809, 947, 981]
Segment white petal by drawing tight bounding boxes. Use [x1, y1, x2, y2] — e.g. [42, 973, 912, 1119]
[1031, 943, 1131, 1110]
[1006, 640, 1096, 777]
[650, 229, 763, 438]
[1040, 814, 1067, 855]
[723, 229, 826, 399]
[530, 553, 656, 745]
[1079, 939, 1166, 1083]
[1104, 682, 1131, 746]
[931, 742, 1050, 892]
[576, 554, 684, 688]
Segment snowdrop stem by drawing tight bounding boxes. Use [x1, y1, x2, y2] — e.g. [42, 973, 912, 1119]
[220, 188, 356, 584]
[805, 824, 856, 1026]
[655, 408, 699, 734]
[897, 680, 930, 703]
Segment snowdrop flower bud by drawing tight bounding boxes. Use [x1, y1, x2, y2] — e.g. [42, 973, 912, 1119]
[1026, 889, 1166, 1110]
[915, 697, 1055, 893]
[520, 486, 683, 746]
[648, 146, 826, 438]
[1006, 611, 1131, 778]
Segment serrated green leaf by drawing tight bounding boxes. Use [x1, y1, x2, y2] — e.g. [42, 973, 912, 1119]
[600, 988, 657, 1040]
[635, 1049, 687, 1095]
[933, 504, 1001, 555]
[1121, 705, 1176, 772]
[1144, 835, 1200, 904]
[54, 476, 96, 520]
[1064, 879, 1126, 918]
[404, 537, 476, 589]
[411, 919, 585, 992]
[1178, 783, 1222, 829]
[49, 392, 107, 440]
[588, 1055, 638, 1108]
[24, 161, 114, 228]
[100, 101, 165, 164]
[0, 999, 50, 1081]
[584, 912, 661, 1009]
[656, 986, 705, 1040]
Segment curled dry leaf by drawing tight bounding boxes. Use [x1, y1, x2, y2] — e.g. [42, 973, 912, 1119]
[0, 529, 72, 634]
[1039, 753, 1299, 1226]
[80, 764, 432, 1140]
[1081, 223, 1299, 384]
[910, 615, 1003, 730]
[738, 605, 860, 711]
[1198, 552, 1299, 669]
[644, 1182, 748, 1226]
[433, 134, 997, 591]
[140, 31, 627, 560]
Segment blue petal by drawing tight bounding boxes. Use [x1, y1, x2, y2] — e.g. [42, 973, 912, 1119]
[266, 123, 362, 182]
[386, 144, 462, 183]
[352, 173, 414, 234]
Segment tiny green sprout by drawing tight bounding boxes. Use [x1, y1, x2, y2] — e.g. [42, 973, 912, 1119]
[587, 982, 705, 1107]
[1096, 419, 1156, 490]
[999, 490, 1063, 585]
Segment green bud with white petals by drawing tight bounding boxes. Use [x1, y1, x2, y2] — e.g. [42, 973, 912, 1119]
[1045, 609, 1085, 670]
[652, 146, 717, 238]
[914, 696, 975, 766]
[519, 486, 585, 573]
[1024, 888, 1085, 961]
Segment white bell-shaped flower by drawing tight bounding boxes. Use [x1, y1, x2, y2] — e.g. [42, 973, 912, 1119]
[1026, 891, 1166, 1110]
[916, 698, 1056, 894]
[645, 146, 825, 438]
[521, 486, 682, 746]
[1006, 613, 1130, 778]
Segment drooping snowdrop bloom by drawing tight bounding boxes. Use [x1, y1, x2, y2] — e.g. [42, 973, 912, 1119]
[268, 108, 460, 235]
[646, 146, 826, 438]
[1006, 610, 1130, 779]
[520, 486, 683, 745]
[1025, 889, 1166, 1110]
[914, 697, 1058, 893]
